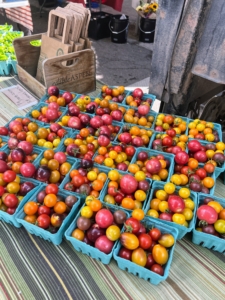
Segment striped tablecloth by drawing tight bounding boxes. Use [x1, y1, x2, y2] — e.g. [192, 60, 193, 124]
[0, 75, 225, 300]
[0, 4, 33, 31]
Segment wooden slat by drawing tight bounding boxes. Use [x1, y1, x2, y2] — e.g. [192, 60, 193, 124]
[148, 0, 186, 100]
[192, 0, 225, 84]
[42, 49, 96, 94]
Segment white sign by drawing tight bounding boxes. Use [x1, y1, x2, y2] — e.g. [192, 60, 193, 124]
[1, 85, 38, 110]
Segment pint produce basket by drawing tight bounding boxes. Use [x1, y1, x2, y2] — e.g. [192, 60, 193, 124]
[100, 169, 152, 213]
[0, 177, 40, 228]
[130, 148, 175, 183]
[192, 193, 225, 253]
[123, 91, 156, 108]
[144, 181, 198, 239]
[65, 203, 129, 264]
[186, 118, 222, 141]
[15, 186, 81, 245]
[113, 217, 178, 285]
[59, 162, 109, 200]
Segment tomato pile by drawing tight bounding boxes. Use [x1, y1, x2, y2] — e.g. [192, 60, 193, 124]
[154, 114, 187, 134]
[171, 147, 216, 193]
[64, 163, 107, 198]
[2, 140, 39, 172]
[45, 88, 75, 107]
[94, 144, 135, 170]
[0, 117, 43, 139]
[30, 103, 63, 123]
[100, 85, 127, 102]
[0, 175, 36, 215]
[130, 151, 171, 181]
[72, 205, 127, 254]
[34, 149, 72, 184]
[151, 130, 188, 152]
[196, 196, 225, 237]
[188, 119, 220, 142]
[187, 140, 225, 169]
[118, 216, 175, 276]
[63, 132, 98, 160]
[117, 126, 153, 147]
[146, 183, 195, 226]
[23, 184, 78, 231]
[0, 118, 68, 150]
[125, 88, 153, 107]
[103, 172, 150, 210]
[123, 106, 154, 128]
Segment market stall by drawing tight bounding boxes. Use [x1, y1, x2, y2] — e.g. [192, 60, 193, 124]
[0, 1, 225, 299]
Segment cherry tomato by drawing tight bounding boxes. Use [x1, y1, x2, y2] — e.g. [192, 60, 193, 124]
[120, 232, 139, 250]
[80, 206, 93, 218]
[44, 194, 57, 207]
[3, 194, 18, 208]
[138, 233, 152, 250]
[197, 205, 218, 224]
[207, 201, 223, 214]
[45, 183, 59, 195]
[151, 264, 164, 276]
[158, 234, 175, 248]
[106, 225, 121, 241]
[36, 214, 51, 229]
[54, 201, 67, 214]
[152, 244, 168, 265]
[118, 247, 132, 260]
[124, 217, 141, 234]
[149, 228, 161, 241]
[131, 208, 145, 221]
[172, 213, 186, 225]
[214, 219, 225, 234]
[24, 201, 39, 215]
[72, 228, 85, 241]
[131, 247, 147, 267]
[24, 215, 37, 224]
[3, 170, 16, 183]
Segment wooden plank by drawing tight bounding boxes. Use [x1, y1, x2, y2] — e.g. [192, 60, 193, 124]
[169, 0, 212, 94]
[42, 49, 96, 94]
[192, 0, 225, 84]
[148, 0, 186, 100]
[16, 65, 46, 99]
[13, 34, 42, 77]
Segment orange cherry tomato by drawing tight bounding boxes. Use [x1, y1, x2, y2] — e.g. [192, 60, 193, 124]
[24, 201, 38, 215]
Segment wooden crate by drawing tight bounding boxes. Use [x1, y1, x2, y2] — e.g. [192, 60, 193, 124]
[13, 34, 96, 99]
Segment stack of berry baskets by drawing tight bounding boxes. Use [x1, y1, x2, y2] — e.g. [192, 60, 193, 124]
[100, 169, 152, 213]
[26, 102, 66, 124]
[15, 185, 81, 245]
[144, 181, 198, 239]
[113, 216, 178, 285]
[65, 203, 130, 264]
[59, 161, 110, 201]
[0, 176, 41, 227]
[192, 193, 225, 253]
